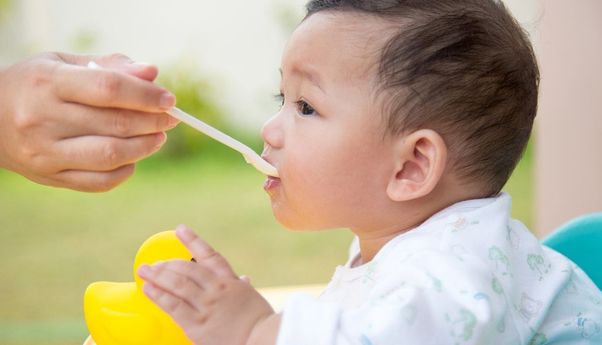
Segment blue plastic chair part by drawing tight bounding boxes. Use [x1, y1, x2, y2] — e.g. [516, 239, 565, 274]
[542, 213, 602, 290]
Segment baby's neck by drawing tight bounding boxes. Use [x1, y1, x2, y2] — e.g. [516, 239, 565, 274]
[353, 226, 413, 266]
[352, 186, 482, 266]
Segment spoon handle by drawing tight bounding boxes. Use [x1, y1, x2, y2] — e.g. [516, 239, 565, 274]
[167, 107, 253, 156]
[167, 108, 279, 177]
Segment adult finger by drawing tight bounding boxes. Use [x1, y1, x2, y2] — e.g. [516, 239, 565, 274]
[53, 133, 166, 172]
[52, 164, 136, 192]
[95, 53, 158, 81]
[53, 63, 175, 112]
[175, 225, 238, 279]
[142, 283, 205, 343]
[59, 103, 179, 138]
[55, 52, 158, 81]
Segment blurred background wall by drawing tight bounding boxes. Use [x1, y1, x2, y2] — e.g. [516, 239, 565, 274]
[535, 0, 602, 235]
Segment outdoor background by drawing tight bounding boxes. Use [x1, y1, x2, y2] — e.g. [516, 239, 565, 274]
[0, 0, 586, 344]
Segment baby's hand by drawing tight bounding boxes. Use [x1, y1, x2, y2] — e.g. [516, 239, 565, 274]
[138, 225, 275, 345]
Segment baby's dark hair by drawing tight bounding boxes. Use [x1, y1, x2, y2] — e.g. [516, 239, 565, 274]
[305, 0, 539, 196]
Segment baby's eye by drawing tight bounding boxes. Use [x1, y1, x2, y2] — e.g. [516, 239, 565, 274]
[296, 100, 316, 116]
[274, 92, 284, 107]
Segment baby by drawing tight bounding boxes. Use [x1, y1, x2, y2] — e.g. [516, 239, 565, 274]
[137, 0, 602, 344]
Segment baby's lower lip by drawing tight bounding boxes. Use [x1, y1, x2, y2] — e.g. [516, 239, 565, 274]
[264, 176, 281, 191]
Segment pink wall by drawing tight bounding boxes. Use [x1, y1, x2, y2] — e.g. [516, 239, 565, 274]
[535, 0, 602, 235]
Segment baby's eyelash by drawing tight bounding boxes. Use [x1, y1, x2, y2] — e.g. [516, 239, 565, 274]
[295, 99, 316, 116]
[274, 92, 284, 106]
[273, 92, 316, 116]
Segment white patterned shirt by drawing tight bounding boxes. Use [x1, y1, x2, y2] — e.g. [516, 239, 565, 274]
[276, 193, 602, 345]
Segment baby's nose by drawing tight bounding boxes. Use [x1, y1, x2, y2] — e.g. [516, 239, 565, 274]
[261, 113, 284, 149]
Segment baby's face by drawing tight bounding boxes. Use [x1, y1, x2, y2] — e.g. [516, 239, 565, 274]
[261, 12, 398, 231]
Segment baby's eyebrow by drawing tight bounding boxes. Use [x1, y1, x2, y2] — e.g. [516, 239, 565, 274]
[279, 67, 324, 92]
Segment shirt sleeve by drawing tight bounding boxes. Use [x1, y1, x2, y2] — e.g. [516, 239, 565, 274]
[276, 251, 511, 345]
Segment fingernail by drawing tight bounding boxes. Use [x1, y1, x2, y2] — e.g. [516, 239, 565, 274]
[176, 225, 193, 240]
[155, 132, 167, 148]
[138, 265, 152, 277]
[131, 61, 152, 69]
[167, 115, 180, 128]
[160, 92, 176, 110]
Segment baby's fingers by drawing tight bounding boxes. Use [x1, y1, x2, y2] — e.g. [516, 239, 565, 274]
[175, 224, 237, 279]
[138, 263, 206, 307]
[142, 283, 204, 344]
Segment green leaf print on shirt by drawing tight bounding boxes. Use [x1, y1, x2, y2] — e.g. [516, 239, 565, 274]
[497, 316, 506, 333]
[492, 277, 504, 294]
[427, 273, 443, 292]
[528, 332, 548, 345]
[527, 254, 551, 281]
[506, 225, 521, 249]
[446, 308, 477, 343]
[489, 246, 512, 277]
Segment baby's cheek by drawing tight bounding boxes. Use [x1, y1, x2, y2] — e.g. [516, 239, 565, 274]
[295, 171, 349, 217]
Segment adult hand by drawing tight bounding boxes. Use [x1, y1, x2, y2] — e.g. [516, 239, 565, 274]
[0, 52, 179, 192]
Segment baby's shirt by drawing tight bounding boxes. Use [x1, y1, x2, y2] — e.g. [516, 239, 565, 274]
[276, 193, 602, 345]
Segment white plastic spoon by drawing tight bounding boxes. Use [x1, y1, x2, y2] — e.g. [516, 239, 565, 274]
[87, 61, 278, 177]
[165, 107, 278, 177]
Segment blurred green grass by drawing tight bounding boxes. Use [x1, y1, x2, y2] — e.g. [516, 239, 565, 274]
[0, 143, 532, 344]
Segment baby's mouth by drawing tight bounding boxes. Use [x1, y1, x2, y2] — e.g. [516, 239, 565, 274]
[260, 154, 279, 176]
[263, 175, 281, 193]
[259, 153, 281, 190]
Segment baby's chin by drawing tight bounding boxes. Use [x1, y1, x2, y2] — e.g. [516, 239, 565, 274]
[273, 212, 336, 232]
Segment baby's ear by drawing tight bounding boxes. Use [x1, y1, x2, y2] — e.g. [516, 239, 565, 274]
[386, 129, 447, 202]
